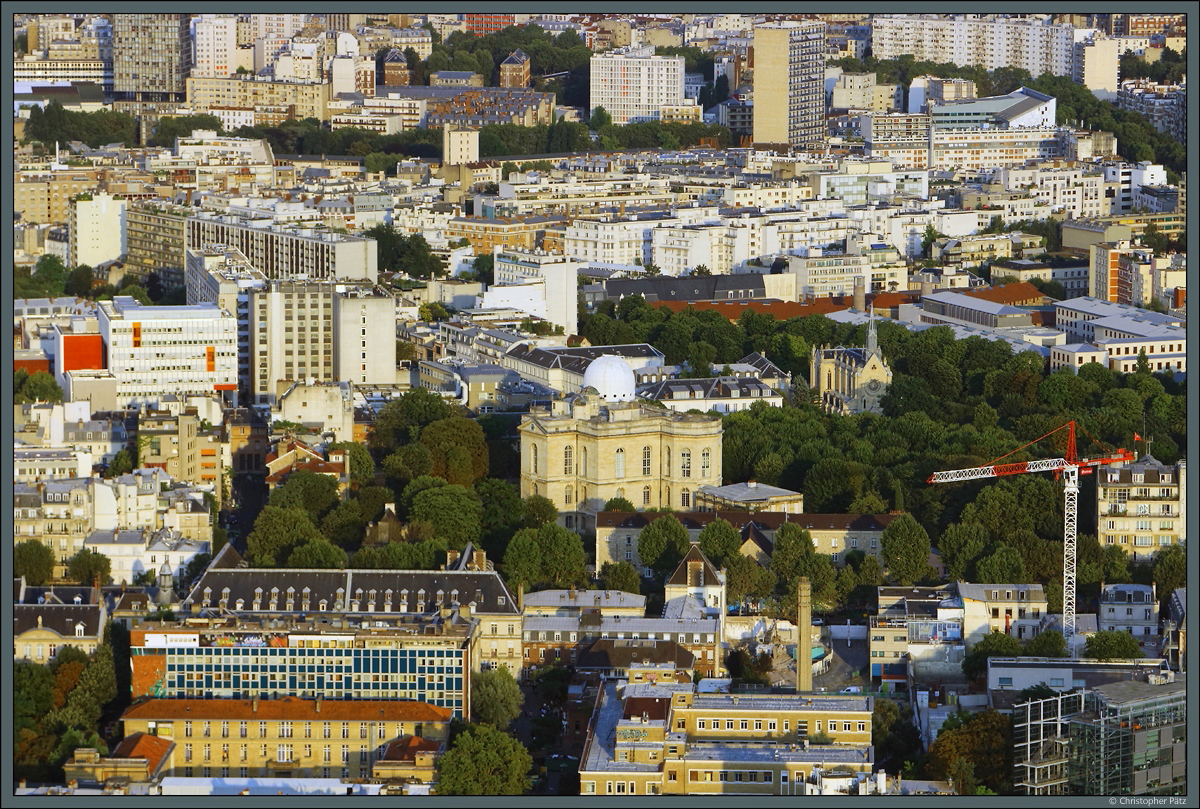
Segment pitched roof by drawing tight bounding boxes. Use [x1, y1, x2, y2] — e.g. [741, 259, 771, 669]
[378, 735, 441, 761]
[108, 732, 175, 776]
[13, 603, 103, 637]
[578, 638, 695, 671]
[122, 696, 453, 723]
[666, 544, 723, 587]
[186, 567, 520, 616]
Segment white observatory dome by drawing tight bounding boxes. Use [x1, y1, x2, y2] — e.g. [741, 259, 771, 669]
[581, 355, 636, 402]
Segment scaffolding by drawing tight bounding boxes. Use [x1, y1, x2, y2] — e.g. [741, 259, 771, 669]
[1013, 692, 1084, 795]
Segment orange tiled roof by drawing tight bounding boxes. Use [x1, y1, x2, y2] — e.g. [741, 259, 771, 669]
[378, 735, 441, 762]
[122, 696, 454, 723]
[109, 731, 174, 774]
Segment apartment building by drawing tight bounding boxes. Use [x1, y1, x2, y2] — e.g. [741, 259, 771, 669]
[185, 211, 377, 282]
[14, 602, 106, 664]
[123, 202, 191, 282]
[98, 296, 238, 407]
[590, 45, 684, 125]
[118, 697, 451, 781]
[1073, 36, 1120, 102]
[753, 21, 825, 148]
[579, 682, 876, 796]
[186, 75, 332, 122]
[14, 478, 96, 579]
[1098, 583, 1161, 656]
[247, 280, 396, 405]
[1096, 456, 1185, 561]
[192, 14, 239, 78]
[872, 15, 1074, 77]
[184, 246, 268, 393]
[959, 582, 1048, 645]
[869, 585, 964, 689]
[830, 72, 902, 113]
[500, 49, 531, 88]
[860, 113, 932, 169]
[14, 169, 103, 225]
[112, 14, 192, 125]
[68, 192, 126, 269]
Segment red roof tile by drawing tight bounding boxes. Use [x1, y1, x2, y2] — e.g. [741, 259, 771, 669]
[122, 696, 453, 723]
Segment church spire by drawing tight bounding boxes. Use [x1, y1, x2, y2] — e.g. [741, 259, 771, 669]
[866, 304, 878, 357]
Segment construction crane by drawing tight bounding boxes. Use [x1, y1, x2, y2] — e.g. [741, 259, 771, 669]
[928, 420, 1134, 642]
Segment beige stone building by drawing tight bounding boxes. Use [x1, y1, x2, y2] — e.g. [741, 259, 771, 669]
[118, 697, 451, 781]
[579, 682, 876, 796]
[809, 310, 892, 416]
[519, 357, 723, 535]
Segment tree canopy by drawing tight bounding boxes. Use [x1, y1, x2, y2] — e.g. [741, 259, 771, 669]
[1085, 630, 1144, 661]
[636, 515, 692, 579]
[471, 667, 524, 728]
[15, 540, 55, 586]
[434, 723, 532, 795]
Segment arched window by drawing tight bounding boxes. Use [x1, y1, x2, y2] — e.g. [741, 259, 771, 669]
[643, 446, 652, 476]
[581, 447, 587, 478]
[615, 448, 625, 478]
[665, 447, 671, 476]
[564, 486, 573, 505]
[532, 483, 538, 496]
[532, 444, 538, 474]
[616, 487, 625, 501]
[664, 486, 670, 507]
[701, 448, 710, 477]
[564, 445, 573, 475]
[681, 488, 690, 509]
[681, 450, 691, 478]
[642, 485, 652, 505]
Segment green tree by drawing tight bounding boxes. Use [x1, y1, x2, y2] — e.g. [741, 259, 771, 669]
[435, 723, 532, 795]
[697, 518, 741, 568]
[471, 667, 524, 727]
[1024, 629, 1067, 658]
[14, 370, 64, 403]
[15, 540, 55, 586]
[1152, 544, 1185, 606]
[937, 523, 987, 582]
[267, 470, 340, 524]
[65, 549, 111, 586]
[286, 537, 348, 569]
[725, 554, 776, 611]
[420, 416, 489, 484]
[64, 264, 95, 298]
[329, 441, 375, 488]
[975, 544, 1028, 584]
[246, 505, 324, 567]
[1085, 630, 1143, 660]
[637, 514, 692, 579]
[926, 709, 1012, 794]
[881, 513, 932, 585]
[590, 107, 614, 133]
[603, 496, 637, 512]
[369, 386, 455, 453]
[522, 494, 558, 528]
[598, 561, 642, 594]
[962, 630, 1022, 680]
[107, 448, 133, 477]
[148, 113, 224, 146]
[411, 484, 483, 548]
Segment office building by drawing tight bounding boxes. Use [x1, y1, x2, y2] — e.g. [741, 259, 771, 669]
[97, 295, 238, 407]
[590, 45, 684, 125]
[1013, 678, 1185, 795]
[752, 21, 825, 148]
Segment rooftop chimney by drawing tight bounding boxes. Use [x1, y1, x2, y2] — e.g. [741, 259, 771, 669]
[796, 576, 813, 693]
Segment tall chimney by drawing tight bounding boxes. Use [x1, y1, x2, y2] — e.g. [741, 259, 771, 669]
[853, 277, 865, 312]
[517, 583, 524, 612]
[796, 576, 813, 693]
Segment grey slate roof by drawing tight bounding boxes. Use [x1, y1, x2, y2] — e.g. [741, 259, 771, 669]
[14, 603, 104, 637]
